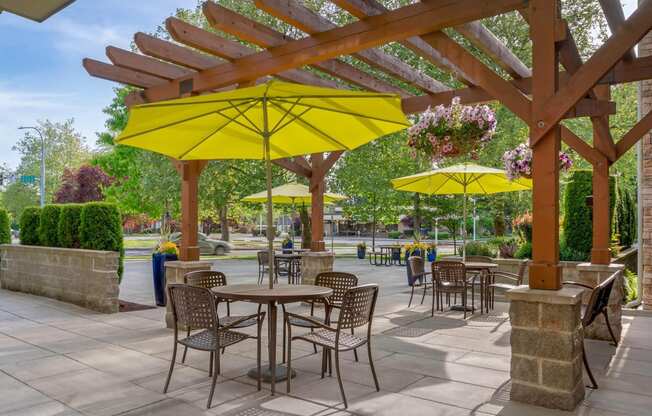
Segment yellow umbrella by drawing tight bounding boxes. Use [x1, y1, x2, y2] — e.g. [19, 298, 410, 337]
[391, 163, 532, 259]
[117, 80, 408, 288]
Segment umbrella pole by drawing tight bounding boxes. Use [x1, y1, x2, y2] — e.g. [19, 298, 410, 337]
[463, 184, 467, 262]
[263, 100, 274, 289]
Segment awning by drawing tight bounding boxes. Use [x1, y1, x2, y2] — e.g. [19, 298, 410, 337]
[0, 0, 75, 22]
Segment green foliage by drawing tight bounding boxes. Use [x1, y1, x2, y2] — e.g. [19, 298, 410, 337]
[437, 232, 450, 240]
[615, 182, 636, 248]
[488, 236, 518, 258]
[19, 207, 41, 246]
[58, 204, 83, 248]
[514, 241, 532, 260]
[458, 241, 496, 257]
[0, 209, 10, 244]
[623, 269, 638, 304]
[39, 205, 63, 247]
[388, 231, 401, 239]
[80, 203, 124, 281]
[559, 239, 587, 262]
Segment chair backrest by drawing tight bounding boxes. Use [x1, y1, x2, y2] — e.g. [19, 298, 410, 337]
[167, 284, 217, 331]
[184, 270, 227, 289]
[408, 256, 425, 276]
[257, 250, 270, 265]
[516, 259, 529, 285]
[432, 260, 466, 286]
[315, 272, 358, 305]
[444, 256, 463, 262]
[337, 284, 379, 331]
[466, 255, 493, 263]
[583, 273, 617, 327]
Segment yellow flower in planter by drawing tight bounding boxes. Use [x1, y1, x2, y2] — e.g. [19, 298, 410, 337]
[156, 241, 179, 256]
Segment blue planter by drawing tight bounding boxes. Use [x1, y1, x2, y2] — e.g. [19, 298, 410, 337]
[427, 249, 437, 262]
[152, 253, 178, 306]
[405, 249, 423, 286]
[282, 240, 293, 254]
[357, 247, 366, 259]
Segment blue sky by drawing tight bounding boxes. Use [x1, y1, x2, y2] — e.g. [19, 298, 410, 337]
[0, 0, 640, 169]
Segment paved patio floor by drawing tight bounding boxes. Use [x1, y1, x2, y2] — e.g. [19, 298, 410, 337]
[1, 258, 651, 415]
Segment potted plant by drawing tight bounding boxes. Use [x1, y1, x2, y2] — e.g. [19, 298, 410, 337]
[356, 242, 366, 259]
[281, 236, 293, 254]
[502, 143, 573, 180]
[407, 97, 496, 162]
[427, 242, 437, 262]
[152, 224, 178, 307]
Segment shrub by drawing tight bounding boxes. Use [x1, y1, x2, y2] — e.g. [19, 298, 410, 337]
[514, 241, 532, 259]
[39, 205, 63, 247]
[488, 236, 518, 258]
[58, 204, 83, 248]
[19, 207, 42, 246]
[437, 231, 450, 240]
[513, 212, 532, 243]
[458, 241, 496, 257]
[616, 184, 636, 248]
[623, 269, 638, 304]
[388, 231, 401, 239]
[80, 203, 124, 281]
[559, 239, 588, 261]
[0, 209, 10, 244]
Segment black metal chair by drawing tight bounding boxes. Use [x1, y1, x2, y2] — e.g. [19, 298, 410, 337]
[285, 284, 380, 408]
[282, 271, 359, 364]
[165, 284, 265, 408]
[487, 259, 528, 310]
[432, 260, 472, 318]
[182, 270, 261, 363]
[257, 250, 275, 284]
[407, 256, 432, 308]
[563, 273, 619, 389]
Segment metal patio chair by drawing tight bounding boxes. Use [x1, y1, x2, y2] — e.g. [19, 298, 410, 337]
[563, 273, 619, 389]
[257, 250, 275, 284]
[432, 260, 472, 318]
[487, 259, 528, 309]
[285, 284, 380, 408]
[165, 284, 265, 408]
[407, 256, 433, 308]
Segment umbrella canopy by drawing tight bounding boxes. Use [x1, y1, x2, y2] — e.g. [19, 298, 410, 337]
[391, 163, 532, 260]
[117, 80, 408, 288]
[242, 183, 346, 205]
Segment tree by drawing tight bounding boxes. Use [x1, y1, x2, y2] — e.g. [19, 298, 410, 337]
[54, 165, 113, 203]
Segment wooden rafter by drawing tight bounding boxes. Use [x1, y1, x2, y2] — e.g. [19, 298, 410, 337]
[106, 46, 192, 80]
[253, 0, 448, 94]
[83, 58, 166, 88]
[531, 1, 652, 145]
[199, 7, 408, 95]
[599, 0, 636, 61]
[142, 0, 527, 101]
[615, 110, 652, 158]
[135, 32, 221, 70]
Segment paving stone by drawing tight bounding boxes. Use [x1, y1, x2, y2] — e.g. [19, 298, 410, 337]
[345, 391, 470, 416]
[0, 372, 52, 414]
[0, 354, 87, 381]
[400, 376, 496, 410]
[66, 345, 171, 381]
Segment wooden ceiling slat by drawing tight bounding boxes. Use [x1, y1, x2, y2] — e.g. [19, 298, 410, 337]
[106, 46, 193, 80]
[201, 5, 410, 96]
[165, 17, 341, 89]
[254, 0, 448, 94]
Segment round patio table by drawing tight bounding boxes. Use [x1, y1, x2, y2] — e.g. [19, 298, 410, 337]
[450, 262, 498, 313]
[211, 283, 333, 395]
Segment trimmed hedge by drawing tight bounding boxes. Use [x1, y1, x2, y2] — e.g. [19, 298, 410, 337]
[19, 207, 42, 246]
[388, 231, 401, 239]
[58, 204, 83, 248]
[458, 241, 496, 257]
[0, 209, 10, 244]
[562, 170, 615, 262]
[80, 202, 124, 281]
[615, 183, 636, 248]
[39, 205, 63, 247]
[514, 241, 532, 259]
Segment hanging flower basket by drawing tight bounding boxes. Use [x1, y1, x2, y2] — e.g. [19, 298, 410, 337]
[502, 143, 573, 180]
[407, 97, 497, 162]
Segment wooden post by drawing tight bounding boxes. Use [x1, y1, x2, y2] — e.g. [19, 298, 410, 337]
[591, 84, 613, 265]
[529, 0, 562, 289]
[309, 153, 326, 252]
[174, 160, 207, 261]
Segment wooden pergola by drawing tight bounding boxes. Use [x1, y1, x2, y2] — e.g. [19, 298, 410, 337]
[84, 0, 652, 290]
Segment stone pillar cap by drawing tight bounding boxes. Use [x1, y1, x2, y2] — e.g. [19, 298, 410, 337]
[506, 285, 584, 305]
[164, 260, 213, 269]
[576, 262, 625, 272]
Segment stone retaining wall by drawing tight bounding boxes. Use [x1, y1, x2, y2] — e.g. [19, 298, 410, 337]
[0, 244, 120, 313]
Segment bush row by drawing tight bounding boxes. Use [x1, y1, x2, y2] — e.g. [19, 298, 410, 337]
[19, 203, 124, 281]
[0, 209, 10, 245]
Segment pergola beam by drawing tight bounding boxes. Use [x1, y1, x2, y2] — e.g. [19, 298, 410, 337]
[253, 0, 447, 94]
[272, 157, 312, 178]
[199, 7, 408, 95]
[531, 1, 652, 145]
[106, 46, 193, 80]
[615, 110, 652, 158]
[599, 0, 636, 61]
[166, 17, 342, 90]
[135, 32, 222, 71]
[142, 0, 528, 101]
[82, 58, 167, 88]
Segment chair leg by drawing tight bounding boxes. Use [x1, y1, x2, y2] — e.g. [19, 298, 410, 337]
[207, 348, 219, 409]
[181, 328, 190, 363]
[209, 351, 213, 377]
[408, 285, 415, 308]
[282, 317, 286, 364]
[334, 349, 348, 408]
[163, 341, 177, 393]
[286, 322, 292, 393]
[603, 311, 619, 347]
[431, 284, 435, 317]
[321, 347, 326, 379]
[367, 342, 380, 392]
[463, 291, 467, 320]
[257, 316, 262, 391]
[582, 343, 599, 389]
[351, 328, 359, 362]
[420, 283, 427, 305]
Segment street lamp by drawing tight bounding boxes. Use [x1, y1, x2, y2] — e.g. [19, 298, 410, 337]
[18, 126, 45, 207]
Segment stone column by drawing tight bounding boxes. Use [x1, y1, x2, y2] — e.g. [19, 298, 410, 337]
[301, 251, 334, 285]
[164, 260, 212, 328]
[639, 0, 652, 310]
[507, 286, 585, 411]
[575, 263, 624, 342]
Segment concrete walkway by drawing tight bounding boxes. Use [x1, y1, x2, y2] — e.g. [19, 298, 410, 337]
[0, 258, 651, 415]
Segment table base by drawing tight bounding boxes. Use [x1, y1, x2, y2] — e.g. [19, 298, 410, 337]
[247, 365, 296, 382]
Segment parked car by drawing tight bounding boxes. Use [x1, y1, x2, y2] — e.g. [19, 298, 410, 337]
[169, 232, 233, 256]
